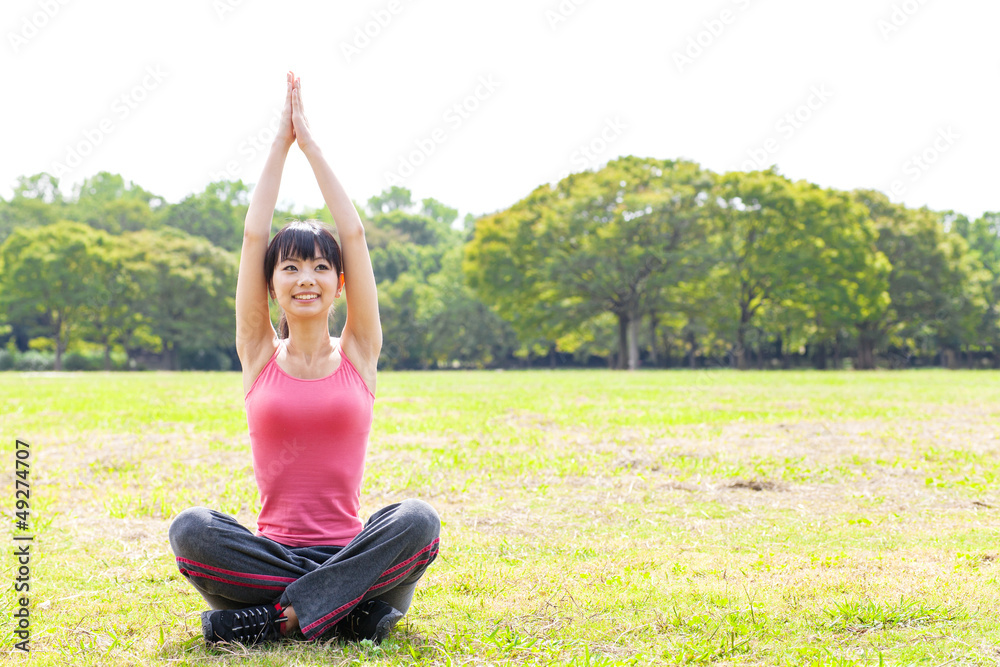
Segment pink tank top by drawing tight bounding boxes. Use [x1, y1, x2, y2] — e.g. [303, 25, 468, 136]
[244, 341, 375, 547]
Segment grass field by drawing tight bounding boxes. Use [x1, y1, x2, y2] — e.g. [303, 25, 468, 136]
[1, 369, 999, 666]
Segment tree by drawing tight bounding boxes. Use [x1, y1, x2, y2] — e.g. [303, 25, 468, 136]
[77, 235, 158, 369]
[378, 272, 432, 369]
[0, 173, 65, 245]
[420, 197, 459, 227]
[70, 171, 165, 235]
[84, 198, 156, 235]
[367, 186, 413, 215]
[466, 156, 714, 370]
[371, 209, 458, 248]
[13, 173, 63, 203]
[72, 171, 159, 206]
[124, 229, 237, 369]
[420, 246, 518, 368]
[851, 190, 972, 368]
[157, 180, 249, 251]
[951, 211, 1000, 366]
[0, 221, 109, 369]
[768, 183, 890, 370]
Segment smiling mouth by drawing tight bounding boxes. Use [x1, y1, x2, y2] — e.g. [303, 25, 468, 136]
[292, 293, 319, 301]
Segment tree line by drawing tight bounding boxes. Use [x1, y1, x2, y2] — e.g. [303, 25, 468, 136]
[0, 157, 996, 371]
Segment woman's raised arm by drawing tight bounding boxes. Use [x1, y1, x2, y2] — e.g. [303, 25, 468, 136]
[291, 77, 382, 362]
[235, 72, 296, 364]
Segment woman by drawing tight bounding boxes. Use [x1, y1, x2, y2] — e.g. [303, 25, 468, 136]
[168, 71, 440, 647]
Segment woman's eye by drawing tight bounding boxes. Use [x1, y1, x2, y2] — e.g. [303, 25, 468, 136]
[317, 264, 330, 270]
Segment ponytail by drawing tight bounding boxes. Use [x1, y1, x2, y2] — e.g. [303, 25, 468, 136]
[278, 312, 289, 339]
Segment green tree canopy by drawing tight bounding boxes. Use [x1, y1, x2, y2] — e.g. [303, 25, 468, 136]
[0, 221, 110, 369]
[466, 156, 713, 369]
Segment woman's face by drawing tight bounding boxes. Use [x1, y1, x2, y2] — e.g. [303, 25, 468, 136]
[271, 243, 342, 315]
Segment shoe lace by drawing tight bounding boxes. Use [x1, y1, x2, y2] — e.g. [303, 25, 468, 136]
[230, 606, 285, 641]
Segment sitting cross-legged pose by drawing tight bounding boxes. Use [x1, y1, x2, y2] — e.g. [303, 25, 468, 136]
[168, 71, 440, 647]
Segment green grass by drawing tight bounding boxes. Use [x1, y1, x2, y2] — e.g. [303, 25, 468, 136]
[1, 368, 1000, 665]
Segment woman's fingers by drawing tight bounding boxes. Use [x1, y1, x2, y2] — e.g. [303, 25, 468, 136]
[296, 77, 305, 108]
[293, 83, 306, 120]
[274, 70, 296, 147]
[290, 77, 314, 150]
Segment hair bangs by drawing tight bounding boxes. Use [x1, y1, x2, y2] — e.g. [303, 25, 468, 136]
[274, 222, 336, 264]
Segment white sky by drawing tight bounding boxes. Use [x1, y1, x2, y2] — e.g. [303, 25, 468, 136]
[2, 0, 997, 225]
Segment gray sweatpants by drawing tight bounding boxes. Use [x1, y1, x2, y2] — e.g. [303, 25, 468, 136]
[168, 499, 441, 640]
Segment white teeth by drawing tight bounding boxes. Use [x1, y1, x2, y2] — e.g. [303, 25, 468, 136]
[293, 294, 318, 300]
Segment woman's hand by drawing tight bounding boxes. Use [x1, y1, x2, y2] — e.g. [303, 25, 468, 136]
[274, 71, 295, 150]
[291, 76, 317, 154]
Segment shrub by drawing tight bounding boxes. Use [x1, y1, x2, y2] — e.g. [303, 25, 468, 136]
[14, 351, 54, 371]
[63, 352, 104, 371]
[178, 347, 232, 371]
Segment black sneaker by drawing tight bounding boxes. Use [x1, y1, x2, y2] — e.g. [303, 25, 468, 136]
[201, 603, 286, 646]
[337, 599, 403, 645]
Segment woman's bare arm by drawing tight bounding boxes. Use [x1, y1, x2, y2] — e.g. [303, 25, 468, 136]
[235, 72, 296, 363]
[291, 77, 382, 360]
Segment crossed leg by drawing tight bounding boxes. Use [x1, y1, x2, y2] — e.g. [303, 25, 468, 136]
[168, 499, 441, 641]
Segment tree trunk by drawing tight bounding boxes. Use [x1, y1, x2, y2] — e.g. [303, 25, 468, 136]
[687, 330, 697, 369]
[813, 340, 828, 370]
[54, 313, 65, 371]
[627, 312, 639, 371]
[617, 313, 628, 370]
[855, 323, 878, 370]
[833, 331, 842, 370]
[648, 312, 659, 367]
[735, 324, 747, 370]
[104, 338, 112, 371]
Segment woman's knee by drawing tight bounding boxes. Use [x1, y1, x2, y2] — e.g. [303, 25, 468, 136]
[168, 506, 214, 557]
[399, 499, 440, 543]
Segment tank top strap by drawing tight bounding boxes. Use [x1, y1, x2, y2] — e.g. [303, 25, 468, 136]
[336, 344, 374, 400]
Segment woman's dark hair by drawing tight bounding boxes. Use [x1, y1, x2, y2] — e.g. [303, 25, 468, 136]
[264, 219, 343, 339]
